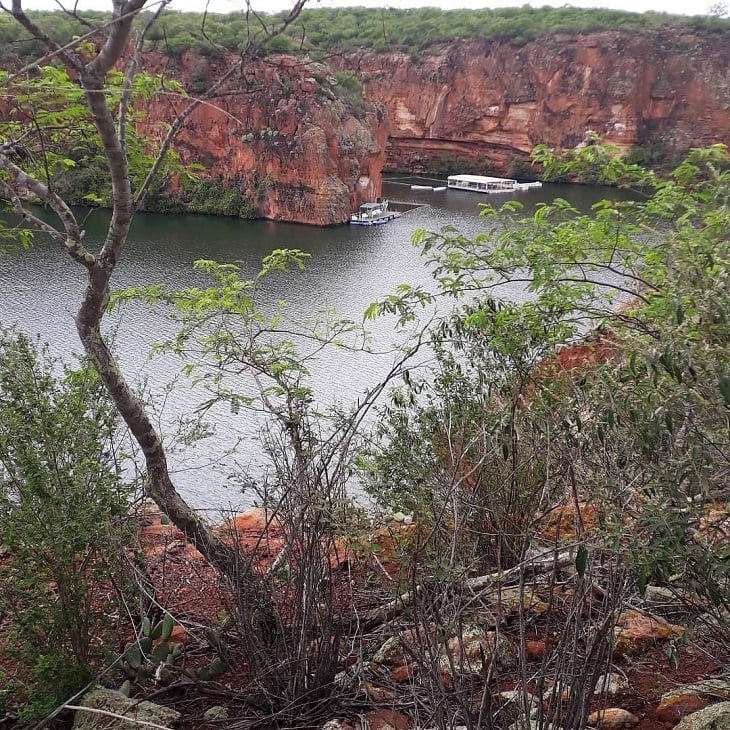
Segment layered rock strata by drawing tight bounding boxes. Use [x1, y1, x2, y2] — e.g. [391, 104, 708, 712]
[338, 31, 729, 175]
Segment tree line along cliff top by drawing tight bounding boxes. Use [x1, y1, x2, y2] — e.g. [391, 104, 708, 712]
[1, 5, 728, 63]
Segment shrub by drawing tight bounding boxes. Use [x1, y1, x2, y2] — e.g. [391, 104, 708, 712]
[145, 176, 257, 218]
[374, 142, 730, 618]
[0, 330, 136, 721]
[363, 142, 729, 729]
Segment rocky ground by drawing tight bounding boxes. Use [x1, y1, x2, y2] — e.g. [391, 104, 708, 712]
[2, 501, 729, 730]
[106, 503, 729, 730]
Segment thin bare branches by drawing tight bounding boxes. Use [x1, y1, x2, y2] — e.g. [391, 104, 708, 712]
[134, 4, 305, 207]
[119, 0, 170, 155]
[2, 0, 83, 71]
[0, 151, 94, 266]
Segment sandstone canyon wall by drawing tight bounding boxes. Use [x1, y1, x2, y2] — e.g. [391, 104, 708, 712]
[139, 52, 388, 226]
[338, 30, 729, 176]
[136, 29, 728, 224]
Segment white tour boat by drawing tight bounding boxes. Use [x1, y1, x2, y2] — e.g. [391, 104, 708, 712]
[447, 174, 542, 194]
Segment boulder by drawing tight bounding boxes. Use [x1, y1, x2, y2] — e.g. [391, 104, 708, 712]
[674, 702, 730, 730]
[73, 687, 180, 730]
[654, 679, 730, 723]
[654, 694, 709, 724]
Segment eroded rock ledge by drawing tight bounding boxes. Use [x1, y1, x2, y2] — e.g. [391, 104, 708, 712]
[138, 52, 388, 226]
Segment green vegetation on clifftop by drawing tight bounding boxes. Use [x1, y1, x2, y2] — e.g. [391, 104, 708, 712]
[1, 6, 728, 63]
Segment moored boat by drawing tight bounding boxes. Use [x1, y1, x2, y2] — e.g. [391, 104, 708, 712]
[410, 184, 448, 192]
[447, 174, 542, 194]
[350, 199, 402, 226]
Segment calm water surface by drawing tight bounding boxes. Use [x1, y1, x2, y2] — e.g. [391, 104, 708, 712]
[0, 182, 630, 512]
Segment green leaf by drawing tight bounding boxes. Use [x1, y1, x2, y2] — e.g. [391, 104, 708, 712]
[205, 628, 224, 654]
[160, 613, 174, 642]
[208, 657, 228, 677]
[124, 644, 142, 670]
[575, 545, 588, 578]
[637, 564, 650, 596]
[364, 301, 379, 321]
[151, 641, 170, 664]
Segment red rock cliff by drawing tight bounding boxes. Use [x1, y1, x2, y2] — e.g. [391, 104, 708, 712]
[337, 31, 729, 175]
[136, 29, 728, 223]
[139, 52, 388, 225]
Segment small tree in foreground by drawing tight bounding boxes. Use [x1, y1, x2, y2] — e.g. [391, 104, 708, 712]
[114, 252, 416, 720]
[0, 0, 306, 583]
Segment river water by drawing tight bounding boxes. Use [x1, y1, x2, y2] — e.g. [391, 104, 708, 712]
[0, 180, 630, 513]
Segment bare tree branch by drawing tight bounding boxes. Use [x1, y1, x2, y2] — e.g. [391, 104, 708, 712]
[2, 0, 83, 71]
[0, 152, 93, 266]
[119, 0, 170, 155]
[134, 0, 307, 206]
[2, 0, 312, 587]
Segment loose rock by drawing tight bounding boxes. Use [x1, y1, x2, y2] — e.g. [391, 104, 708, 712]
[361, 709, 411, 730]
[594, 672, 629, 696]
[674, 701, 730, 730]
[203, 705, 229, 722]
[586, 707, 639, 729]
[73, 687, 180, 730]
[653, 694, 709, 724]
[613, 609, 684, 656]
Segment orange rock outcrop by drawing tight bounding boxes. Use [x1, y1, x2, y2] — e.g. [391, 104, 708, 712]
[140, 30, 728, 224]
[338, 31, 729, 175]
[137, 52, 388, 225]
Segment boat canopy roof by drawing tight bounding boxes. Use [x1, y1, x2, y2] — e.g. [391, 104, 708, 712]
[359, 202, 382, 210]
[448, 174, 517, 184]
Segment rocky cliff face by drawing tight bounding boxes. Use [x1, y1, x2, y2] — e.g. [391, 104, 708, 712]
[139, 52, 388, 225]
[337, 31, 729, 176]
[137, 29, 728, 224]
